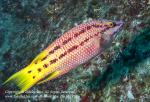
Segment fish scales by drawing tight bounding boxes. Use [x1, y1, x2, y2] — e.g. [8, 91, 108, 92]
[42, 21, 103, 74]
[3, 20, 123, 94]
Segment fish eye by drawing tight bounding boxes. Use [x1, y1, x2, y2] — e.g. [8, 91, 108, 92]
[106, 22, 116, 27]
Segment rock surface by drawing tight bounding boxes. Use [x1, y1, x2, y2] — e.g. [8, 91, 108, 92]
[0, 0, 150, 101]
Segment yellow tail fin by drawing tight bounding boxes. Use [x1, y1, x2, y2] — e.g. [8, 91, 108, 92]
[3, 65, 39, 95]
[3, 50, 49, 95]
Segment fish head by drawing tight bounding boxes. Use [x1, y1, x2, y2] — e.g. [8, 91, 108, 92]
[100, 20, 123, 49]
[102, 20, 123, 38]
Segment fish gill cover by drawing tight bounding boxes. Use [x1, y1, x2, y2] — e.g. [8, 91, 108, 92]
[0, 0, 150, 102]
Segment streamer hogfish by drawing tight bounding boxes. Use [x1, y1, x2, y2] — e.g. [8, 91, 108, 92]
[4, 19, 123, 94]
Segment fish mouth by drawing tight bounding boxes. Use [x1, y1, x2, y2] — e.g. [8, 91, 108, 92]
[115, 21, 124, 30]
[101, 19, 124, 39]
[106, 20, 124, 38]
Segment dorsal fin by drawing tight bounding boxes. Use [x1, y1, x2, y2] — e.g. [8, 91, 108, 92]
[31, 51, 48, 65]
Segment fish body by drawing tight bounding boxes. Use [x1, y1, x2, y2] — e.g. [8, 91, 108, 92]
[4, 19, 123, 94]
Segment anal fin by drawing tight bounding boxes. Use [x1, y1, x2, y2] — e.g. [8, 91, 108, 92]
[37, 71, 60, 85]
[37, 66, 73, 85]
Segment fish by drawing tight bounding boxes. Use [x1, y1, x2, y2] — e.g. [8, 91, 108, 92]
[3, 19, 123, 94]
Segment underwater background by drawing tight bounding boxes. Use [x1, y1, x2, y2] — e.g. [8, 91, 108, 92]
[0, 0, 150, 102]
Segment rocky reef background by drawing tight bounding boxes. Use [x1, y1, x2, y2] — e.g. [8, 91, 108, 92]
[0, 0, 150, 102]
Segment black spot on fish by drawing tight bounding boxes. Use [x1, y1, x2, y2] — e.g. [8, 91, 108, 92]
[62, 38, 72, 45]
[59, 52, 67, 59]
[28, 70, 32, 73]
[74, 33, 79, 37]
[41, 56, 47, 61]
[94, 32, 99, 36]
[49, 50, 54, 54]
[49, 59, 58, 64]
[38, 68, 42, 72]
[93, 24, 100, 28]
[33, 76, 35, 79]
[53, 45, 61, 51]
[79, 29, 85, 34]
[87, 26, 92, 30]
[80, 41, 84, 46]
[84, 38, 89, 42]
[67, 45, 78, 53]
[43, 64, 48, 68]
